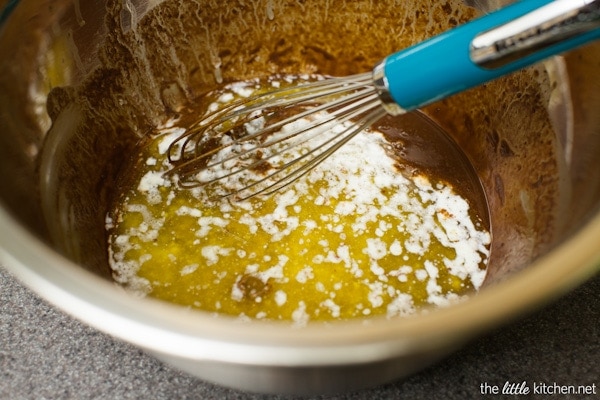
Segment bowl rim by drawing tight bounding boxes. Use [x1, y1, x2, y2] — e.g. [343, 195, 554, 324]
[1, 202, 599, 367]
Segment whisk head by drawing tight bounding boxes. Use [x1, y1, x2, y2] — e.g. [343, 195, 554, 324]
[166, 72, 388, 200]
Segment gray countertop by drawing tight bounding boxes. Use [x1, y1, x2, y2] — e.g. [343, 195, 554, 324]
[1, 266, 598, 399]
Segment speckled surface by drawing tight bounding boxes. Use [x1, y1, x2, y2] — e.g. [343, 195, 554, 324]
[1, 266, 598, 399]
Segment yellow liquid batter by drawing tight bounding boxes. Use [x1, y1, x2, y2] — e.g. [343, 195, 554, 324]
[107, 77, 491, 324]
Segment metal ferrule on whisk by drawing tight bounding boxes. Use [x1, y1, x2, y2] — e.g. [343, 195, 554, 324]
[470, 0, 600, 69]
[372, 61, 407, 117]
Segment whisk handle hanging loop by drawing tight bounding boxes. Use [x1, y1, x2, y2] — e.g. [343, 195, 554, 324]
[377, 0, 600, 113]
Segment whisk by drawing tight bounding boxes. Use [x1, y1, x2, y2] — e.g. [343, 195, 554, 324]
[167, 0, 600, 200]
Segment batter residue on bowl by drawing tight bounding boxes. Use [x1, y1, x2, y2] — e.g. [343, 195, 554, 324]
[106, 76, 491, 324]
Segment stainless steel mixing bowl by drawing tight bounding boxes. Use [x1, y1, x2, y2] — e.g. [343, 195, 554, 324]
[1, 0, 599, 394]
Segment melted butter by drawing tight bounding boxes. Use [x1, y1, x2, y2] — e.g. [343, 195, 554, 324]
[107, 77, 491, 324]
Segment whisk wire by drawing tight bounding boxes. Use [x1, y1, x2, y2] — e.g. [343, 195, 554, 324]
[233, 73, 373, 116]
[202, 91, 380, 183]
[234, 107, 389, 200]
[167, 74, 373, 175]
[167, 73, 389, 199]
[176, 91, 380, 192]
[202, 88, 380, 172]
[220, 95, 386, 200]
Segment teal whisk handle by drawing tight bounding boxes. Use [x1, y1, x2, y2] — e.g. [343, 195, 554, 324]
[375, 0, 600, 115]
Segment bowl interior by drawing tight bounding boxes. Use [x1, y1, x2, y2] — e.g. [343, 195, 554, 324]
[1, 0, 600, 310]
